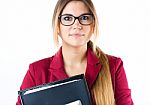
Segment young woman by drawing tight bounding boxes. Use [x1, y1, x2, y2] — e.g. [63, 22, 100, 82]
[16, 0, 133, 105]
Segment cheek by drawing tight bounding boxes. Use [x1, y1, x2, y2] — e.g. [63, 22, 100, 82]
[84, 26, 93, 35]
[60, 25, 70, 36]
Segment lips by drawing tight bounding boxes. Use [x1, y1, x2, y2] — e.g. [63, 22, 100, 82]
[69, 33, 84, 37]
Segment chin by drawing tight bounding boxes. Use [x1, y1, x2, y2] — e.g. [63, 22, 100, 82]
[70, 43, 87, 48]
[62, 40, 87, 48]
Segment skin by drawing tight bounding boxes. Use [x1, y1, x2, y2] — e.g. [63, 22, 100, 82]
[59, 1, 94, 77]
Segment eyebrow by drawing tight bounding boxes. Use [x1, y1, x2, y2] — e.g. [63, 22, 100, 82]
[60, 13, 92, 16]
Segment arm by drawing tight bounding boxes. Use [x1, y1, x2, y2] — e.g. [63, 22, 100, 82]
[16, 64, 36, 105]
[115, 58, 134, 105]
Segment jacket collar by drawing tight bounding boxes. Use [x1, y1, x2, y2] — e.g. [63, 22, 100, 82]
[49, 47, 102, 89]
[85, 48, 102, 89]
[49, 47, 68, 80]
[50, 47, 64, 70]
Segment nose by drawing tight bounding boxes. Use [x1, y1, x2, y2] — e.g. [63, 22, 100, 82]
[72, 19, 82, 29]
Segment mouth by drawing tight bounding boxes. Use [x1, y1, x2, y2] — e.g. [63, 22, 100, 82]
[69, 33, 84, 37]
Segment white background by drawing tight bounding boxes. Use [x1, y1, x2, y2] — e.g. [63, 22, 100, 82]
[0, 0, 150, 104]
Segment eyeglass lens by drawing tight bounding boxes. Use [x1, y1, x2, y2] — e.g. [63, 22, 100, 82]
[59, 14, 93, 26]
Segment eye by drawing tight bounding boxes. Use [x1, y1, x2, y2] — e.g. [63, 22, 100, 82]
[80, 15, 90, 20]
[62, 15, 73, 21]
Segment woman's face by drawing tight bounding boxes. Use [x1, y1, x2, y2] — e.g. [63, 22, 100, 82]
[59, 1, 93, 48]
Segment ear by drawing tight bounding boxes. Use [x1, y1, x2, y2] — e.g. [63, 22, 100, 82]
[91, 24, 94, 33]
[57, 26, 60, 34]
[57, 27, 62, 38]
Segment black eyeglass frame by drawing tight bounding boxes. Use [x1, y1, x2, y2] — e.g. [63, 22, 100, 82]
[58, 13, 94, 26]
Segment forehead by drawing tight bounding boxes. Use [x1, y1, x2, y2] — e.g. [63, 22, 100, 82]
[61, 1, 90, 16]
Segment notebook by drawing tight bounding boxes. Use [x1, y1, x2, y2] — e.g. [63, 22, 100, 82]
[18, 74, 92, 105]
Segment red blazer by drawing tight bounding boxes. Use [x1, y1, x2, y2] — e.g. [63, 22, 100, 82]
[16, 47, 133, 105]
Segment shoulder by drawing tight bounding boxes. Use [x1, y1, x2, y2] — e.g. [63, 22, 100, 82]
[29, 56, 54, 70]
[26, 56, 55, 85]
[107, 54, 123, 64]
[106, 54, 124, 72]
[28, 55, 55, 75]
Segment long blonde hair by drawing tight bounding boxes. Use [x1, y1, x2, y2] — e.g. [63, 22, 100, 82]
[88, 41, 115, 105]
[52, 0, 115, 104]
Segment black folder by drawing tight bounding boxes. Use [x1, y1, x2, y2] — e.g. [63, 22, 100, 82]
[18, 74, 92, 105]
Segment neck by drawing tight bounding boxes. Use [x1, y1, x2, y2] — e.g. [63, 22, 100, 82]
[62, 45, 87, 66]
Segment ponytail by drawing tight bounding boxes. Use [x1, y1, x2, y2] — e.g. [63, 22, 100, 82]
[88, 41, 115, 105]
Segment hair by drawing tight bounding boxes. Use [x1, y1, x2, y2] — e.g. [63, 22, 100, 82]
[52, 0, 115, 105]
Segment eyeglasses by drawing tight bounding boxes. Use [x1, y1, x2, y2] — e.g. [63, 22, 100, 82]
[59, 13, 94, 26]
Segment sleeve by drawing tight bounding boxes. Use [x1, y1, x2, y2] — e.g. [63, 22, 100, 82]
[16, 64, 36, 105]
[115, 58, 134, 105]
